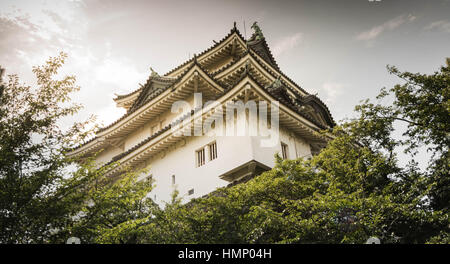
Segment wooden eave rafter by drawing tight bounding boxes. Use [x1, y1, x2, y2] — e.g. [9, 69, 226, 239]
[165, 31, 247, 78]
[67, 64, 225, 157]
[114, 92, 140, 109]
[70, 25, 335, 160]
[214, 54, 274, 89]
[114, 87, 142, 102]
[113, 76, 178, 109]
[215, 52, 335, 127]
[105, 75, 327, 176]
[228, 51, 308, 97]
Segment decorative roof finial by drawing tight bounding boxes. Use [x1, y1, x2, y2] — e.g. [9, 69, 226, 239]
[266, 75, 282, 91]
[150, 67, 159, 77]
[250, 21, 264, 41]
[233, 21, 236, 30]
[193, 53, 197, 63]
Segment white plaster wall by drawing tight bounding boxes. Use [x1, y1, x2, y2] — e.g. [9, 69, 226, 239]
[138, 118, 312, 207]
[250, 126, 311, 168]
[95, 145, 123, 166]
[140, 121, 255, 206]
[123, 94, 196, 152]
[97, 94, 314, 206]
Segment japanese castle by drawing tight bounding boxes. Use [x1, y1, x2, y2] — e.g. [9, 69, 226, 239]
[67, 22, 335, 205]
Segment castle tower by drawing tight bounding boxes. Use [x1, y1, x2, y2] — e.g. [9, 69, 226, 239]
[67, 23, 335, 204]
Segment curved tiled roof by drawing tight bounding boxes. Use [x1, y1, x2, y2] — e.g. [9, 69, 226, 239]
[247, 37, 279, 70]
[104, 70, 333, 172]
[115, 74, 178, 103]
[127, 79, 175, 113]
[98, 63, 196, 133]
[211, 51, 248, 76]
[68, 65, 194, 152]
[163, 24, 246, 77]
[115, 23, 318, 132]
[70, 60, 227, 152]
[104, 107, 202, 167]
[247, 50, 309, 95]
[70, 23, 335, 158]
[295, 94, 335, 127]
[114, 86, 142, 101]
[106, 124, 171, 166]
[244, 71, 332, 129]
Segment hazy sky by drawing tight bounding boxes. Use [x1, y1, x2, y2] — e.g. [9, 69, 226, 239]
[1, 0, 449, 128]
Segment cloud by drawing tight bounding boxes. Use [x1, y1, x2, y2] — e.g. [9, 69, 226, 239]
[425, 20, 450, 33]
[356, 14, 416, 42]
[319, 82, 344, 104]
[64, 47, 146, 125]
[42, 9, 69, 31]
[272, 32, 303, 57]
[0, 5, 146, 127]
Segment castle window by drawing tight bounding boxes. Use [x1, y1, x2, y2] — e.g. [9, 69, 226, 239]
[281, 142, 289, 159]
[172, 175, 176, 185]
[209, 141, 217, 161]
[196, 148, 205, 167]
[188, 189, 194, 195]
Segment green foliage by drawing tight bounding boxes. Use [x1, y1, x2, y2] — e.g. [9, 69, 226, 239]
[1, 54, 448, 244]
[0, 55, 156, 244]
[355, 61, 449, 210]
[128, 154, 447, 244]
[100, 59, 449, 244]
[66, 161, 156, 244]
[0, 53, 82, 243]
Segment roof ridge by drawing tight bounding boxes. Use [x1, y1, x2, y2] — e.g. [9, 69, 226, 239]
[71, 60, 224, 152]
[192, 57, 227, 90]
[243, 70, 331, 129]
[247, 38, 279, 70]
[69, 24, 335, 155]
[114, 76, 177, 101]
[247, 50, 309, 95]
[163, 24, 244, 77]
[114, 86, 142, 100]
[104, 106, 203, 168]
[211, 51, 249, 76]
[98, 61, 198, 132]
[105, 71, 332, 168]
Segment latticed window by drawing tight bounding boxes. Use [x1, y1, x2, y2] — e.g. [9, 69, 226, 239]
[196, 148, 205, 167]
[209, 141, 217, 161]
[281, 142, 289, 159]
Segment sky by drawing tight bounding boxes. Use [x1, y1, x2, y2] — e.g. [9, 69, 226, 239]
[1, 0, 449, 166]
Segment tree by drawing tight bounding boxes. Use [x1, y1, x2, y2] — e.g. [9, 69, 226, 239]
[1, 53, 447, 244]
[129, 153, 446, 244]
[99, 59, 449, 244]
[64, 161, 156, 244]
[0, 53, 83, 243]
[0, 54, 156, 243]
[354, 59, 449, 211]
